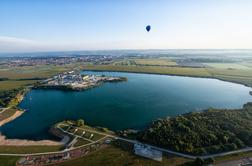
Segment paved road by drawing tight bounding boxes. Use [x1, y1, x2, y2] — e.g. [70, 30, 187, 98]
[58, 124, 252, 160]
[0, 123, 251, 160]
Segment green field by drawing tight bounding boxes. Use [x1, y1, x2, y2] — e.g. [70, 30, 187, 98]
[0, 156, 20, 166]
[0, 146, 190, 166]
[59, 121, 107, 142]
[134, 58, 177, 66]
[0, 145, 62, 154]
[1, 145, 252, 166]
[0, 64, 79, 91]
[53, 145, 191, 166]
[73, 138, 92, 147]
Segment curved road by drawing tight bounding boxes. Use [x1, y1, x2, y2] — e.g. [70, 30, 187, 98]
[0, 124, 251, 161]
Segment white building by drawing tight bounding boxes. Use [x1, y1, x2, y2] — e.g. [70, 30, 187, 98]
[134, 143, 162, 162]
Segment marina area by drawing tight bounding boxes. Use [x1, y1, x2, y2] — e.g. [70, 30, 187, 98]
[35, 71, 127, 91]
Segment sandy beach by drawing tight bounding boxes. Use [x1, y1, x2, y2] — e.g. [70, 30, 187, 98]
[0, 134, 63, 146]
[0, 110, 24, 127]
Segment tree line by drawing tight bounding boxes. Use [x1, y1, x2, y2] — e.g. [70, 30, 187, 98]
[137, 103, 252, 155]
[0, 88, 24, 107]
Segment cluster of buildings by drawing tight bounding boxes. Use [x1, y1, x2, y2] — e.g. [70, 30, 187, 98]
[0, 55, 120, 68]
[41, 71, 126, 90]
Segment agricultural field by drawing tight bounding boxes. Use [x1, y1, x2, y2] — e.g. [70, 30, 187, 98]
[114, 58, 177, 66]
[0, 80, 37, 91]
[134, 58, 177, 66]
[204, 63, 251, 70]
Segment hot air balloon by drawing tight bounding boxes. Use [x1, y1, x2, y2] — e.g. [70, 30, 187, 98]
[146, 25, 151, 32]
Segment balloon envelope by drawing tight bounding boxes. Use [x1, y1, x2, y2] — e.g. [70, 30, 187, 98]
[146, 25, 151, 32]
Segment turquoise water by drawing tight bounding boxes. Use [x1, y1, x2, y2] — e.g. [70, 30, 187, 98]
[1, 71, 252, 140]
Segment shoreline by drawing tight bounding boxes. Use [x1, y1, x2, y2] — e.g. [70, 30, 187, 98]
[0, 69, 251, 145]
[81, 68, 252, 88]
[0, 110, 24, 127]
[0, 134, 63, 146]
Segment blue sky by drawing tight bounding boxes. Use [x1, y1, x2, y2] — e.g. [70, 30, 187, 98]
[0, 0, 252, 52]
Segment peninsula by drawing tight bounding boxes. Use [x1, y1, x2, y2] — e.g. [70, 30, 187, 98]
[34, 71, 127, 91]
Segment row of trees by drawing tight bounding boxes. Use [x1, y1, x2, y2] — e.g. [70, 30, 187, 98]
[137, 103, 252, 155]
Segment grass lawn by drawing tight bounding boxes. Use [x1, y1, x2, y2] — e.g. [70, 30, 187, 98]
[0, 145, 63, 154]
[54, 145, 191, 166]
[73, 138, 92, 147]
[71, 128, 105, 141]
[0, 156, 20, 166]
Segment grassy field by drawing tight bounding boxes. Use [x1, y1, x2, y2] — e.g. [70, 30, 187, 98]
[0, 80, 37, 91]
[134, 58, 177, 66]
[53, 145, 191, 166]
[0, 145, 251, 166]
[0, 156, 20, 166]
[73, 138, 92, 147]
[204, 63, 251, 70]
[58, 121, 107, 142]
[0, 146, 190, 166]
[114, 58, 177, 66]
[0, 64, 79, 91]
[207, 68, 252, 87]
[215, 151, 252, 164]
[0, 145, 62, 154]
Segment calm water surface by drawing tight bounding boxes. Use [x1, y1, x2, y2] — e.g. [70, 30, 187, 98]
[1, 71, 252, 140]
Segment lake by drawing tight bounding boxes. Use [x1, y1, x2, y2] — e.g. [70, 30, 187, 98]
[1, 71, 252, 140]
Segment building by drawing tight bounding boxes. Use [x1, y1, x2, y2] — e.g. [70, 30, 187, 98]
[134, 143, 162, 162]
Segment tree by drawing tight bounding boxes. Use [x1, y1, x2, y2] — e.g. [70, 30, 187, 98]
[204, 157, 215, 165]
[76, 119, 84, 127]
[194, 158, 204, 166]
[0, 99, 4, 107]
